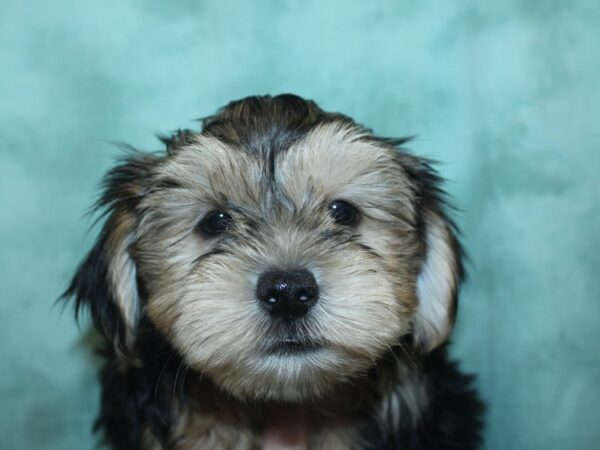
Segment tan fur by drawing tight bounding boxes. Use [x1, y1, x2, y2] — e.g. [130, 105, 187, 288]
[129, 123, 424, 403]
[105, 210, 141, 354]
[415, 210, 460, 351]
[141, 377, 407, 450]
[90, 109, 461, 448]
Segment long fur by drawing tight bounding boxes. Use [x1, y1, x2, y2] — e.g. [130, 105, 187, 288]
[64, 94, 483, 449]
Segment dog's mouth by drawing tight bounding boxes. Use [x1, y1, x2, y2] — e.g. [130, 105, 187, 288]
[267, 336, 322, 355]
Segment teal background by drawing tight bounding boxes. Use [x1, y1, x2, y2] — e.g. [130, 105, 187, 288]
[1, 1, 599, 449]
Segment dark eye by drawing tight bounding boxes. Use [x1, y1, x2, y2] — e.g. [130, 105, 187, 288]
[328, 200, 359, 226]
[198, 211, 232, 236]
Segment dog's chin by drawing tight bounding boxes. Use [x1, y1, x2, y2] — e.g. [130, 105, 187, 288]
[199, 347, 372, 402]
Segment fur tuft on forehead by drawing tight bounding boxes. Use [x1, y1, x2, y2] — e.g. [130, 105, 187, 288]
[199, 94, 353, 155]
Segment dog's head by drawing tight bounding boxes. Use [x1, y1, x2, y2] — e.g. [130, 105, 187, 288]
[66, 95, 462, 401]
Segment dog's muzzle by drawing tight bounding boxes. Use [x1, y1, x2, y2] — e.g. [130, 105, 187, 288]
[256, 269, 319, 321]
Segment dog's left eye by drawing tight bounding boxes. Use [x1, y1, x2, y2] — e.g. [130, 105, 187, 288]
[198, 211, 232, 236]
[328, 200, 360, 226]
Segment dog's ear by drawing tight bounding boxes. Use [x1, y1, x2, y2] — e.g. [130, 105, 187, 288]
[64, 153, 158, 359]
[404, 156, 464, 352]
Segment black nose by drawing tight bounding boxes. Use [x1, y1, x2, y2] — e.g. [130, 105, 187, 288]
[256, 270, 319, 321]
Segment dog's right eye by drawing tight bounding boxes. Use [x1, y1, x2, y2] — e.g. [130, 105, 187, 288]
[198, 211, 232, 236]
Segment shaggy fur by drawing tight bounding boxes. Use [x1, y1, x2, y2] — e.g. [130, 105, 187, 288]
[64, 94, 483, 449]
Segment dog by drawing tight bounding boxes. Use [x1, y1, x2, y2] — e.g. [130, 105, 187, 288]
[64, 94, 483, 449]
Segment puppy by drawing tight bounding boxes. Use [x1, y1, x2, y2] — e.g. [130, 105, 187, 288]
[64, 94, 483, 449]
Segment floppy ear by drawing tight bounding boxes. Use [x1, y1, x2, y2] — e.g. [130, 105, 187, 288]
[64, 153, 158, 358]
[406, 158, 464, 352]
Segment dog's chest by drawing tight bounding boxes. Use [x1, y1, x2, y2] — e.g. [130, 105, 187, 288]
[145, 406, 362, 450]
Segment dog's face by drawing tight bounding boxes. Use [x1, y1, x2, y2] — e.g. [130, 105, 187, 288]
[68, 95, 462, 401]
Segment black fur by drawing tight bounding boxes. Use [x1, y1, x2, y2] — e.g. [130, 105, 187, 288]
[64, 153, 157, 356]
[402, 154, 467, 338]
[93, 335, 484, 449]
[362, 346, 484, 449]
[94, 319, 185, 450]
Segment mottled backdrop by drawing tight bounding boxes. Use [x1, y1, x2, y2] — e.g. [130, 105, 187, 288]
[1, 1, 598, 449]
